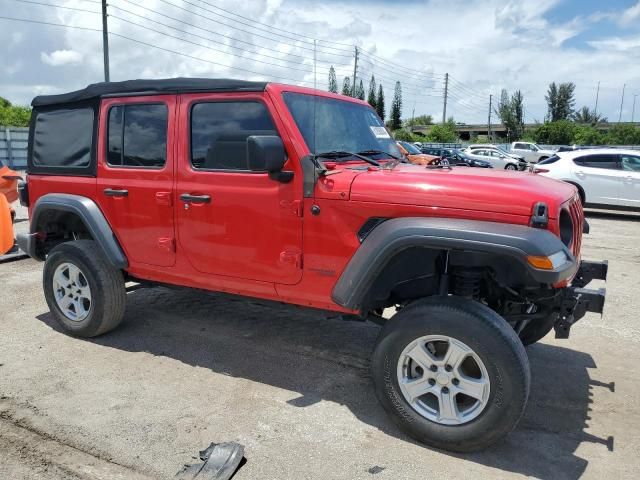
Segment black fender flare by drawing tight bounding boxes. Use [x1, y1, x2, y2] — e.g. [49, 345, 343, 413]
[331, 217, 577, 311]
[19, 193, 128, 269]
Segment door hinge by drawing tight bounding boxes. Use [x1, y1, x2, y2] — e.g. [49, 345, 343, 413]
[279, 251, 303, 269]
[158, 237, 175, 253]
[280, 199, 303, 217]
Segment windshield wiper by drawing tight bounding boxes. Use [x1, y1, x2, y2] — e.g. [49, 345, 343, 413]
[356, 149, 401, 161]
[314, 150, 380, 167]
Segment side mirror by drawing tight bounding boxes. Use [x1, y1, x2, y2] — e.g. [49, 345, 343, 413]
[247, 135, 292, 183]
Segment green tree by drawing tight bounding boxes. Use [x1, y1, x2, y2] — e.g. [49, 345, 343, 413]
[390, 81, 403, 130]
[0, 97, 11, 108]
[356, 79, 365, 100]
[0, 103, 31, 127]
[605, 124, 640, 145]
[532, 120, 576, 144]
[546, 82, 575, 121]
[573, 125, 606, 145]
[376, 84, 385, 120]
[571, 106, 606, 125]
[495, 89, 524, 140]
[328, 66, 338, 93]
[425, 118, 458, 142]
[404, 114, 433, 127]
[341, 77, 351, 96]
[393, 128, 416, 141]
[367, 75, 377, 109]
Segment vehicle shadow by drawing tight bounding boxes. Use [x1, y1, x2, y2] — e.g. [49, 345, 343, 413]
[36, 287, 613, 479]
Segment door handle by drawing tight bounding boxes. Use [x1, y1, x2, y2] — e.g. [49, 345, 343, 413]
[575, 170, 585, 177]
[103, 188, 129, 197]
[180, 193, 211, 204]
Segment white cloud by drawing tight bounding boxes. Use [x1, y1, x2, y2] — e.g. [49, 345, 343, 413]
[619, 1, 640, 26]
[40, 49, 83, 66]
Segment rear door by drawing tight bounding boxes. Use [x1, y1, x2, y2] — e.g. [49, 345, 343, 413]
[96, 96, 176, 267]
[619, 153, 640, 208]
[571, 153, 624, 206]
[175, 92, 303, 285]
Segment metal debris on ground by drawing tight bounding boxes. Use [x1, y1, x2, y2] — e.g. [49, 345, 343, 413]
[175, 442, 245, 480]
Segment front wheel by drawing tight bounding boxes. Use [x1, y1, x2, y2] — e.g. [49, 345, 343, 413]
[505, 163, 518, 170]
[371, 296, 530, 452]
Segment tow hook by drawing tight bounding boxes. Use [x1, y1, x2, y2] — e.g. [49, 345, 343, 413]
[554, 260, 607, 339]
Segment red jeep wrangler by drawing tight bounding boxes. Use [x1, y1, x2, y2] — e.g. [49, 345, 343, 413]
[17, 78, 607, 452]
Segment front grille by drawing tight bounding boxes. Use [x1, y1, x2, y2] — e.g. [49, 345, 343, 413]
[566, 196, 583, 258]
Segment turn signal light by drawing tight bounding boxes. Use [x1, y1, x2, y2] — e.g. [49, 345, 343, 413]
[533, 168, 549, 174]
[527, 255, 554, 270]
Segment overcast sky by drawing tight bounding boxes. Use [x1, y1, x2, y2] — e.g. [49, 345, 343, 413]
[1, 0, 640, 123]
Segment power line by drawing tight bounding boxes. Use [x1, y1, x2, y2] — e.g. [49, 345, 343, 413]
[111, 0, 311, 62]
[0, 14, 102, 31]
[358, 50, 445, 79]
[108, 13, 319, 74]
[192, 0, 354, 50]
[7, 0, 100, 14]
[154, 0, 352, 57]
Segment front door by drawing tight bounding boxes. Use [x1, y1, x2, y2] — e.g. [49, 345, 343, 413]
[619, 153, 640, 208]
[96, 96, 176, 267]
[175, 92, 303, 285]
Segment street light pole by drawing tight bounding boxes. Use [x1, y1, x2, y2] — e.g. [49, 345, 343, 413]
[101, 0, 110, 82]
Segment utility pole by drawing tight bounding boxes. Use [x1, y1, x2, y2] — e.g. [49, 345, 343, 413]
[632, 94, 638, 123]
[351, 46, 359, 98]
[594, 81, 600, 115]
[442, 72, 448, 124]
[618, 83, 626, 123]
[101, 0, 110, 82]
[487, 94, 492, 141]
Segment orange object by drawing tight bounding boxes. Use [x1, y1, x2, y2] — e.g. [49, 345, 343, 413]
[0, 164, 21, 204]
[396, 143, 440, 166]
[0, 193, 14, 255]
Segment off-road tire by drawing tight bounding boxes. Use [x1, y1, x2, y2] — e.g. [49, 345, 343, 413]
[43, 240, 126, 337]
[371, 296, 530, 452]
[518, 313, 557, 346]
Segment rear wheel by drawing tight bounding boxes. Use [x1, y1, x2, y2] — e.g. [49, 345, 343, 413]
[371, 296, 530, 452]
[505, 164, 518, 170]
[518, 313, 557, 346]
[43, 240, 126, 337]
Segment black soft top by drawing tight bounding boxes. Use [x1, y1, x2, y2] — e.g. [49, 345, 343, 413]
[31, 77, 269, 107]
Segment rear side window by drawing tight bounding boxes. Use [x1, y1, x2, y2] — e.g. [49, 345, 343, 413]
[573, 154, 619, 170]
[620, 154, 640, 172]
[107, 104, 168, 168]
[32, 107, 94, 169]
[190, 102, 277, 170]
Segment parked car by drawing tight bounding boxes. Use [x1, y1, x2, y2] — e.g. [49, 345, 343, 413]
[465, 148, 528, 170]
[396, 141, 439, 165]
[465, 144, 525, 161]
[510, 142, 555, 163]
[18, 78, 606, 453]
[532, 149, 640, 209]
[420, 147, 492, 168]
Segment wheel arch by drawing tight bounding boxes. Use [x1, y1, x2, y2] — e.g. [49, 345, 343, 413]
[332, 217, 576, 312]
[20, 193, 128, 268]
[563, 180, 586, 205]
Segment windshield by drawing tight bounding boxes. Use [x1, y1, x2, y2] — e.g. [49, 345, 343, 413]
[400, 141, 422, 154]
[283, 92, 401, 159]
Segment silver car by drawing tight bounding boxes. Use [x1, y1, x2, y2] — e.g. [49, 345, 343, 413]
[464, 148, 528, 170]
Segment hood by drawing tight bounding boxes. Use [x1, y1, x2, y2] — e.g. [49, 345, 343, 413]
[349, 163, 576, 218]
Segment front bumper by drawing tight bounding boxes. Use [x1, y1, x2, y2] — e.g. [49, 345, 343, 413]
[554, 260, 607, 338]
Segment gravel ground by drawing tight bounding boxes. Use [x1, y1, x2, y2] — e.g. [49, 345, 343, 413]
[1, 204, 639, 479]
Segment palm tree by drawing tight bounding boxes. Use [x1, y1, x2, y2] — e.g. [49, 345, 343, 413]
[571, 106, 606, 125]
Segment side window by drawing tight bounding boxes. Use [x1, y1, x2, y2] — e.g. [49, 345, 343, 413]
[191, 101, 277, 170]
[573, 154, 620, 170]
[107, 104, 168, 168]
[472, 149, 485, 156]
[621, 154, 640, 172]
[514, 143, 527, 150]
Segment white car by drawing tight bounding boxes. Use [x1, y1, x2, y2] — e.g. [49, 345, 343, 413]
[464, 147, 528, 170]
[510, 142, 556, 164]
[533, 149, 640, 209]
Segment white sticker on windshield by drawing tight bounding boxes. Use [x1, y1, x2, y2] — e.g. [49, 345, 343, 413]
[370, 126, 391, 138]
